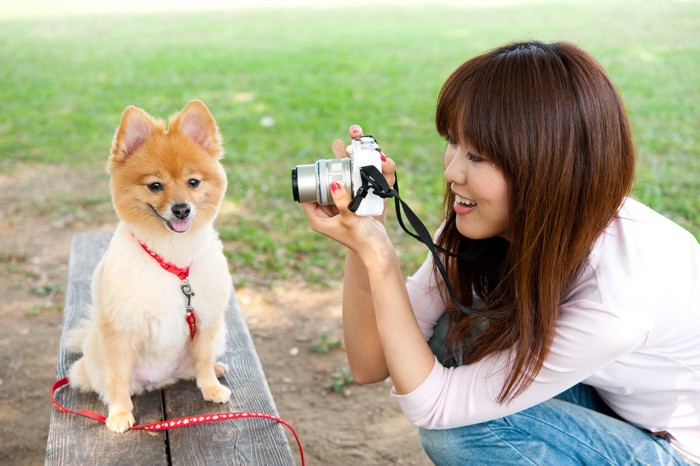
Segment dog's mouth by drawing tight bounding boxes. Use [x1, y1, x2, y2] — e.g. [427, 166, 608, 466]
[168, 219, 190, 233]
[148, 205, 191, 233]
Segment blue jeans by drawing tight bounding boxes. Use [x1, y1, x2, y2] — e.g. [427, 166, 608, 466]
[421, 314, 694, 465]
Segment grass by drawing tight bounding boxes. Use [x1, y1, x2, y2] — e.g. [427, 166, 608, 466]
[1, 1, 698, 286]
[325, 367, 355, 394]
[312, 332, 343, 355]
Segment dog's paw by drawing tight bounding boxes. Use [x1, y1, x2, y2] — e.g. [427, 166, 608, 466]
[106, 410, 135, 433]
[201, 383, 231, 404]
[214, 362, 229, 378]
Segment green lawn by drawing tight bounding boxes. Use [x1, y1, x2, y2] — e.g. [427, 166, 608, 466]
[2, 1, 698, 285]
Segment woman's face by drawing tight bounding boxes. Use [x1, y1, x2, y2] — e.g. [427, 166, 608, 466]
[444, 141, 510, 241]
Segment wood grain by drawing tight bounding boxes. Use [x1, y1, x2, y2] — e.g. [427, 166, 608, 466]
[46, 231, 294, 465]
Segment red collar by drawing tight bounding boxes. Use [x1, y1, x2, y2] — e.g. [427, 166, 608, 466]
[131, 233, 197, 340]
[133, 235, 190, 280]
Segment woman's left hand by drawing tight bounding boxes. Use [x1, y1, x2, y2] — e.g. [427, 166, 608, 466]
[302, 170, 394, 263]
[302, 126, 436, 394]
[301, 125, 396, 263]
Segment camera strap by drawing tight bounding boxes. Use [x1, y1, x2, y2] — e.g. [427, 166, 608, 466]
[350, 165, 488, 317]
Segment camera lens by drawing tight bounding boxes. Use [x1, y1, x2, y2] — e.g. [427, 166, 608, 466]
[291, 166, 301, 202]
[291, 159, 352, 205]
[291, 163, 319, 203]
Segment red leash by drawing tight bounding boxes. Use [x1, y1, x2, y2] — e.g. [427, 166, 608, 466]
[51, 377, 305, 465]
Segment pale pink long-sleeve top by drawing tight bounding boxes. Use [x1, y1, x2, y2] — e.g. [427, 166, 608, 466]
[393, 197, 700, 461]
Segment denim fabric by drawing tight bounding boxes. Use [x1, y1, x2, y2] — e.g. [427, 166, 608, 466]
[420, 313, 694, 465]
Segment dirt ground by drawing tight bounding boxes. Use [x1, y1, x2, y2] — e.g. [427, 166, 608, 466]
[0, 163, 431, 465]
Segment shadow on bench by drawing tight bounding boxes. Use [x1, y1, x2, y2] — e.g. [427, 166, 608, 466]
[46, 231, 296, 465]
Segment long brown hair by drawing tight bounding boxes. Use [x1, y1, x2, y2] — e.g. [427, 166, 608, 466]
[434, 41, 635, 402]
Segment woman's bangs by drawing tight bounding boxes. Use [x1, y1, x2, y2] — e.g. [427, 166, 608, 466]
[435, 62, 498, 157]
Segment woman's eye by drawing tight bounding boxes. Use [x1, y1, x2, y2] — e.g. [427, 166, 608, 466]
[147, 182, 163, 193]
[466, 152, 485, 163]
[188, 178, 201, 189]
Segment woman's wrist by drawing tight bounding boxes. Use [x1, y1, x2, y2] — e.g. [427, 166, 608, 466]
[357, 242, 400, 280]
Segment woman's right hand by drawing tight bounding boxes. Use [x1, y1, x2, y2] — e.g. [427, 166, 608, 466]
[330, 125, 396, 225]
[301, 125, 397, 263]
[304, 126, 435, 390]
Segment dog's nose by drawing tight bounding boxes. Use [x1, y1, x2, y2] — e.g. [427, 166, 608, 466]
[171, 203, 191, 219]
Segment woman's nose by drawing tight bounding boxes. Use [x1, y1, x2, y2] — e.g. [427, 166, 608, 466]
[444, 152, 467, 185]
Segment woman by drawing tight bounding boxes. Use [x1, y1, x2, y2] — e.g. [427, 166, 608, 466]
[301, 41, 699, 464]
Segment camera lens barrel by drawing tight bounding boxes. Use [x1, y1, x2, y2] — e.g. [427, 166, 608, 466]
[291, 164, 317, 203]
[291, 158, 352, 205]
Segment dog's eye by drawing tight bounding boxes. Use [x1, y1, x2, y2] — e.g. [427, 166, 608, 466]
[188, 179, 201, 189]
[147, 182, 163, 193]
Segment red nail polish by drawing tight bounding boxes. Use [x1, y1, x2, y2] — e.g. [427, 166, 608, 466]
[330, 182, 341, 192]
[380, 152, 387, 162]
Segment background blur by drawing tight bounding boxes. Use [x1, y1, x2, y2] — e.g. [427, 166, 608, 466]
[3, 0, 698, 285]
[1, 1, 698, 464]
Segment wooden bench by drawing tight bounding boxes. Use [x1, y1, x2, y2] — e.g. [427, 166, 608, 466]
[46, 231, 296, 465]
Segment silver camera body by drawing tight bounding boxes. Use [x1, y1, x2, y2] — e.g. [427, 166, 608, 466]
[291, 135, 384, 216]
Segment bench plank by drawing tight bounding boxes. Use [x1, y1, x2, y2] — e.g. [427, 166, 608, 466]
[46, 231, 168, 465]
[46, 231, 295, 465]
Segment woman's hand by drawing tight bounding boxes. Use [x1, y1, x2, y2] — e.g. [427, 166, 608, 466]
[331, 125, 397, 223]
[301, 125, 397, 263]
[301, 126, 435, 391]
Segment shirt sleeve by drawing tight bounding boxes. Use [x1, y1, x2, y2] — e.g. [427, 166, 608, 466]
[392, 298, 648, 429]
[406, 253, 445, 341]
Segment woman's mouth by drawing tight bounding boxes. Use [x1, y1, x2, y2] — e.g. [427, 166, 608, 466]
[454, 194, 476, 215]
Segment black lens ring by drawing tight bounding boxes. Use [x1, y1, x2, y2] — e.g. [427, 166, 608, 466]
[291, 167, 300, 202]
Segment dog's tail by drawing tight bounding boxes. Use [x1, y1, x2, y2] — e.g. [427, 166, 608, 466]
[65, 320, 91, 353]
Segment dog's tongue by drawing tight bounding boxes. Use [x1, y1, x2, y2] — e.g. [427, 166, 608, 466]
[170, 220, 190, 233]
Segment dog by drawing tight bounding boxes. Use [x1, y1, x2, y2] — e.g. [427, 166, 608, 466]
[67, 100, 232, 433]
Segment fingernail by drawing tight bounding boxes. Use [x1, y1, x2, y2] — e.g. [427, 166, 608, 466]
[330, 182, 341, 192]
[350, 125, 362, 135]
[380, 152, 386, 162]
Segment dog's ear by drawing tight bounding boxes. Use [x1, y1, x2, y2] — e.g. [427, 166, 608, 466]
[169, 100, 223, 159]
[109, 106, 159, 164]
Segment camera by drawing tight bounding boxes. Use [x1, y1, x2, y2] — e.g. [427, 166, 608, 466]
[291, 135, 384, 216]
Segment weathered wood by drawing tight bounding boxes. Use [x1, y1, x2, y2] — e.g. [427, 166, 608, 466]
[46, 231, 295, 465]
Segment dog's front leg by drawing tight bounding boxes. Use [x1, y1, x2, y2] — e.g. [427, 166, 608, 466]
[191, 320, 231, 403]
[101, 324, 136, 433]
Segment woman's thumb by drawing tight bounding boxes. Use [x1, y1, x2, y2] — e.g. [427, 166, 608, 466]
[330, 182, 352, 211]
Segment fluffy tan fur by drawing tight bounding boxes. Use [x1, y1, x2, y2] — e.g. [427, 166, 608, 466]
[68, 100, 232, 433]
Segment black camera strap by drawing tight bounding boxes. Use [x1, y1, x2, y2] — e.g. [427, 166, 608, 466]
[350, 165, 488, 317]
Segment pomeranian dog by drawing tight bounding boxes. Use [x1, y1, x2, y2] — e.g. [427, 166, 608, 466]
[68, 100, 232, 433]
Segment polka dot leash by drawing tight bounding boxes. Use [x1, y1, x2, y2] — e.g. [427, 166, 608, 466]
[50, 377, 305, 465]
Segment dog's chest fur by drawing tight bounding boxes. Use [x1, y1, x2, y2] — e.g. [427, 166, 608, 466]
[93, 223, 231, 384]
